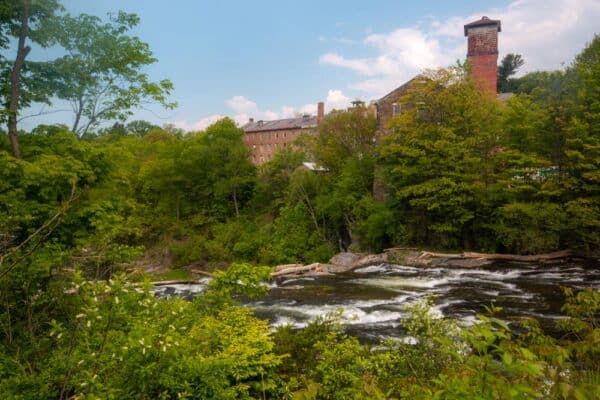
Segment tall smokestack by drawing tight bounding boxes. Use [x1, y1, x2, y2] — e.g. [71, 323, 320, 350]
[464, 16, 501, 94]
[317, 101, 324, 124]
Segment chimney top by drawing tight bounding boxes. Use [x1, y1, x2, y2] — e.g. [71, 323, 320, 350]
[249, 117, 254, 123]
[464, 16, 501, 36]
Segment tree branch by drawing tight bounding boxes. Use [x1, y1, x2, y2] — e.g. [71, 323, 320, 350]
[0, 184, 79, 279]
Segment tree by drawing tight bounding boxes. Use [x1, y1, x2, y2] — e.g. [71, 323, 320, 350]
[312, 105, 377, 173]
[381, 67, 502, 248]
[125, 119, 158, 136]
[1, 0, 62, 158]
[50, 11, 175, 136]
[497, 53, 524, 92]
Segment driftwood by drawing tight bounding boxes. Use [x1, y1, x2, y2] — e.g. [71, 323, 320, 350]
[274, 263, 303, 272]
[271, 263, 324, 278]
[271, 249, 576, 280]
[419, 249, 571, 262]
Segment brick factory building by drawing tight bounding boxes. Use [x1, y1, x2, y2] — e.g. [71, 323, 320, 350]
[243, 17, 500, 164]
[242, 102, 324, 165]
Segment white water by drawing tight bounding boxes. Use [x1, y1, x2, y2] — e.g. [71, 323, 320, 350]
[154, 262, 600, 339]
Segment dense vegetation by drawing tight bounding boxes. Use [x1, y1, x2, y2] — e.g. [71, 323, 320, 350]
[1, 1, 598, 398]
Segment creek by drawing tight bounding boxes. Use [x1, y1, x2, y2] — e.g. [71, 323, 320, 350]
[154, 262, 600, 341]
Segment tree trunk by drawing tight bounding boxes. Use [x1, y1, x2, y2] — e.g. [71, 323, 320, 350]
[7, 0, 31, 159]
[419, 249, 571, 262]
[232, 186, 240, 219]
[71, 98, 84, 134]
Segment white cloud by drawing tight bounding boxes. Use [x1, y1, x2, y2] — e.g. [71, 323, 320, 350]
[320, 0, 600, 98]
[320, 53, 374, 76]
[173, 114, 224, 131]
[225, 95, 258, 114]
[326, 89, 351, 110]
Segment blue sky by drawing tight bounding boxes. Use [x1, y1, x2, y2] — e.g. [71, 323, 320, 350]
[18, 0, 600, 131]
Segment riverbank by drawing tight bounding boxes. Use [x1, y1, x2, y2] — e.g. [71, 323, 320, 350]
[146, 247, 581, 284]
[270, 248, 578, 280]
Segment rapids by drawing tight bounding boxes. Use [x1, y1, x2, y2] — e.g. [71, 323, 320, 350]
[154, 262, 600, 341]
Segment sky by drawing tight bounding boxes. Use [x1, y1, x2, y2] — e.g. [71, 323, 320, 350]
[18, 0, 600, 132]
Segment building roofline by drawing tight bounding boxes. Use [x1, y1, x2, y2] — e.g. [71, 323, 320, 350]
[464, 16, 501, 36]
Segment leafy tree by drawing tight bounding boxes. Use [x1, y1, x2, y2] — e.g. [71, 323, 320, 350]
[497, 53, 524, 92]
[381, 66, 502, 249]
[312, 105, 377, 173]
[49, 11, 175, 136]
[0, 0, 62, 158]
[125, 119, 158, 136]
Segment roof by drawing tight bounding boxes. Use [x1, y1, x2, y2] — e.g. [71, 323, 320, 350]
[376, 76, 424, 104]
[242, 115, 318, 133]
[464, 16, 501, 36]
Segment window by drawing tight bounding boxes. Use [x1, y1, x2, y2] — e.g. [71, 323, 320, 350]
[392, 103, 402, 115]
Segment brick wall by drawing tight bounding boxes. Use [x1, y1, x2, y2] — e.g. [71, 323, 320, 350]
[242, 128, 313, 165]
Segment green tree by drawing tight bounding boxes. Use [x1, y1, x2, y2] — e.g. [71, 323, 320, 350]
[497, 53, 524, 92]
[381, 67, 502, 249]
[0, 0, 62, 158]
[312, 105, 377, 173]
[125, 119, 158, 136]
[50, 11, 175, 136]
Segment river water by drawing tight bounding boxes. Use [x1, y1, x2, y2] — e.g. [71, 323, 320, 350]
[154, 262, 600, 341]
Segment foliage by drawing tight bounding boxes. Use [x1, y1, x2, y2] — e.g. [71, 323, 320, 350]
[497, 53, 525, 92]
[49, 11, 175, 135]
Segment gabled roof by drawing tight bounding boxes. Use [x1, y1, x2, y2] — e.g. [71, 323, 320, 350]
[242, 115, 318, 133]
[464, 16, 501, 36]
[376, 76, 425, 104]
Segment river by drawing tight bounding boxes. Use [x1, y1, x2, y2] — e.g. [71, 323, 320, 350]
[154, 262, 600, 341]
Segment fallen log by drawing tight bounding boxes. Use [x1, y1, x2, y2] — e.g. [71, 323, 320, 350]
[274, 263, 303, 272]
[461, 249, 571, 262]
[420, 249, 571, 263]
[271, 263, 323, 277]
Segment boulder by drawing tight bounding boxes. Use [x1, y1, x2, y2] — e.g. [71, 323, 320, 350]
[350, 253, 388, 270]
[329, 252, 363, 268]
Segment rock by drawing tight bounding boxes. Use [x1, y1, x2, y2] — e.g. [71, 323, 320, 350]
[329, 252, 363, 268]
[350, 253, 388, 270]
[326, 263, 358, 273]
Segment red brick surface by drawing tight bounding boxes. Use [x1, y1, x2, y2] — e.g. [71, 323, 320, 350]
[242, 128, 315, 165]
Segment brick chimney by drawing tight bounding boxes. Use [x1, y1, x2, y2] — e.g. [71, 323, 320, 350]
[317, 101, 325, 124]
[464, 16, 501, 94]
